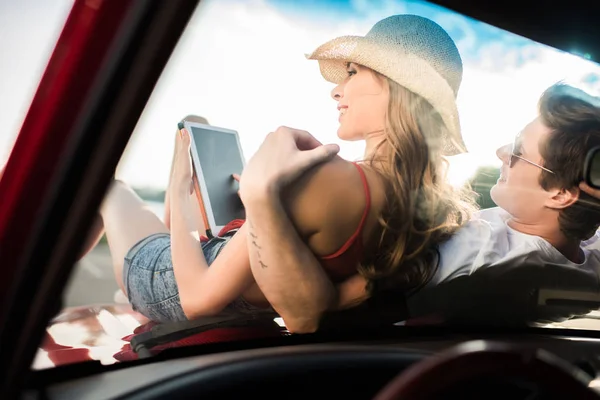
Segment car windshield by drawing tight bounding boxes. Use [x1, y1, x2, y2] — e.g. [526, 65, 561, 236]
[2, 0, 600, 370]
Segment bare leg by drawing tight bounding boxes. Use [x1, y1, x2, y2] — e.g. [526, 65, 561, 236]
[101, 180, 169, 293]
[78, 213, 105, 260]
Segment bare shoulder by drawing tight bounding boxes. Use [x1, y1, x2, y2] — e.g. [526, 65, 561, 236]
[281, 156, 371, 256]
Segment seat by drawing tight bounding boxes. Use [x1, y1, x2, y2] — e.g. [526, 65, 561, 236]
[405, 260, 600, 326]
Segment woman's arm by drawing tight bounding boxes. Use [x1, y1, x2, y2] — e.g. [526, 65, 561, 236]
[168, 129, 257, 319]
[163, 132, 176, 229]
[333, 274, 369, 311]
[172, 185, 366, 322]
[164, 136, 205, 235]
[166, 115, 209, 231]
[170, 193, 256, 318]
[171, 127, 369, 324]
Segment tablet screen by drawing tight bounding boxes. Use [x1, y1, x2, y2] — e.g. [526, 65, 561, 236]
[189, 126, 245, 227]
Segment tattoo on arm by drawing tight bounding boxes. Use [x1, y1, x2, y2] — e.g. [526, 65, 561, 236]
[249, 231, 262, 249]
[248, 223, 268, 269]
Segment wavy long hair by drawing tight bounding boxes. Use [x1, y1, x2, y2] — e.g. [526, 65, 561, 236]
[360, 75, 478, 294]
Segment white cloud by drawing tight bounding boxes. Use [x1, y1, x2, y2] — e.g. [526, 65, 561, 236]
[117, 0, 371, 188]
[433, 12, 478, 53]
[349, 0, 407, 24]
[446, 37, 600, 186]
[4, 0, 600, 191]
[116, 0, 600, 189]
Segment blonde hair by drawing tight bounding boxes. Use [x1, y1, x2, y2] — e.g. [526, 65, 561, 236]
[361, 76, 478, 293]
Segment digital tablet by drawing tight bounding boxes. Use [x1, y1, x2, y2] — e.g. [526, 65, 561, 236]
[182, 120, 246, 236]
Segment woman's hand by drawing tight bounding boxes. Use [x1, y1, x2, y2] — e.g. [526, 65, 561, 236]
[239, 126, 339, 204]
[232, 173, 241, 197]
[580, 182, 600, 200]
[170, 128, 195, 198]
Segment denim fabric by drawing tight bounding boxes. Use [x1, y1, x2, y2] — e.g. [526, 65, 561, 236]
[122, 229, 266, 322]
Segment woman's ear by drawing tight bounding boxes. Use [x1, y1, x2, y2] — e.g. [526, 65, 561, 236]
[546, 186, 580, 209]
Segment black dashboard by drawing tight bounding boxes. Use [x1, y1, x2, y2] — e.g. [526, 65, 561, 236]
[33, 331, 600, 400]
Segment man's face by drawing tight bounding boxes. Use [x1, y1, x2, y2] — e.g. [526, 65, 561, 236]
[490, 117, 553, 221]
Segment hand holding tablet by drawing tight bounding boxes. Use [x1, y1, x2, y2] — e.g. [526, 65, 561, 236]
[180, 119, 246, 236]
[232, 173, 241, 197]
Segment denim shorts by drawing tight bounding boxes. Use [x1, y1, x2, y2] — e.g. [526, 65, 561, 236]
[123, 230, 269, 322]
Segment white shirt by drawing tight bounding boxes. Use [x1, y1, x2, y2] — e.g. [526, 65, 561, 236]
[406, 207, 600, 321]
[429, 207, 600, 287]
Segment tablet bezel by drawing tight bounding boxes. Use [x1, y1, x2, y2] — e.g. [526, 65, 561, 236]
[182, 120, 246, 235]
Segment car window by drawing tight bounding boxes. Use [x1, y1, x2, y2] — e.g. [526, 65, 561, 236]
[3, 0, 600, 370]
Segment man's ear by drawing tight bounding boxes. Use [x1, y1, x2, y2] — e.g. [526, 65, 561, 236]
[546, 186, 580, 209]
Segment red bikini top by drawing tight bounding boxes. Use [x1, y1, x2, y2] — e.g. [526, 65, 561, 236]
[319, 162, 371, 282]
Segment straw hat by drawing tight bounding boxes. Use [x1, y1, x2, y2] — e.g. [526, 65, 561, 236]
[306, 14, 466, 156]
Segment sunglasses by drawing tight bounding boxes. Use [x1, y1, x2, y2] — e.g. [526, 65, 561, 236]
[509, 137, 555, 174]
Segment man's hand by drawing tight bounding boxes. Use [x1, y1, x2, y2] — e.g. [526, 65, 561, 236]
[239, 127, 339, 203]
[580, 182, 600, 200]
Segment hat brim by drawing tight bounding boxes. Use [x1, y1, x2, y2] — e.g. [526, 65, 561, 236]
[306, 35, 467, 156]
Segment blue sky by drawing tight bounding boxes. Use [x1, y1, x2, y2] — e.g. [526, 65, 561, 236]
[269, 0, 546, 60]
[2, 0, 600, 189]
[268, 0, 598, 77]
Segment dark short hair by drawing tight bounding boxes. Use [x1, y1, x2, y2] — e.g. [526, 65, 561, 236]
[538, 83, 600, 240]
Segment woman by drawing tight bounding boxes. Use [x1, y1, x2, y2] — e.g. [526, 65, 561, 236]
[84, 14, 477, 326]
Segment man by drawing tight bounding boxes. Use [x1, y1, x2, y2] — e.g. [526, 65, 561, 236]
[240, 83, 600, 331]
[404, 83, 600, 323]
[427, 83, 600, 286]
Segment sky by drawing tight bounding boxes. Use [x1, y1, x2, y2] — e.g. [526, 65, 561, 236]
[2, 0, 600, 190]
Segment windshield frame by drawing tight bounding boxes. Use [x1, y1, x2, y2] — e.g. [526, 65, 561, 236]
[0, 0, 200, 395]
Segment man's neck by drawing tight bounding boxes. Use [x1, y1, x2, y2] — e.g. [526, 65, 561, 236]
[507, 217, 583, 263]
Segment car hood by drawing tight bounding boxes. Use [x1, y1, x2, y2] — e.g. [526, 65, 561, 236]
[33, 303, 285, 369]
[33, 303, 150, 369]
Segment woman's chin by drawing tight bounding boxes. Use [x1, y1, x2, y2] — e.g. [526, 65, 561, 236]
[336, 127, 361, 141]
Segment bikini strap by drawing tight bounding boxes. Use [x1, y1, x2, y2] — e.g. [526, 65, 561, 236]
[321, 162, 371, 259]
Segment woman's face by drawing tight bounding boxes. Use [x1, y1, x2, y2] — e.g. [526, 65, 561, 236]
[331, 63, 389, 141]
